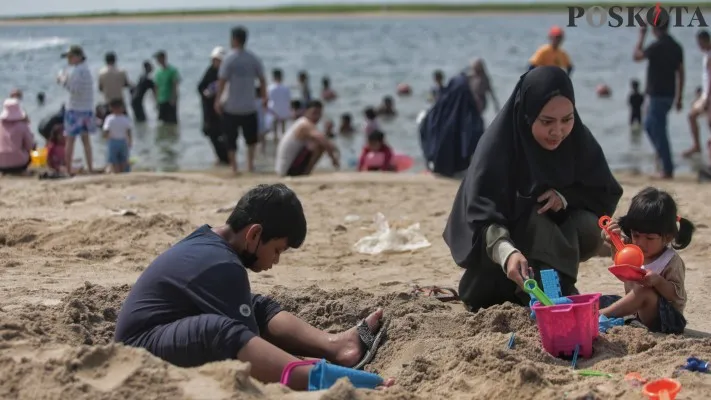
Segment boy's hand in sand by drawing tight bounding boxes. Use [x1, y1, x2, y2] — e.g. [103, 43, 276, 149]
[505, 252, 530, 287]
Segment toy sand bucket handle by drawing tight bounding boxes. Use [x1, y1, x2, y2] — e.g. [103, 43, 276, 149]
[598, 216, 625, 251]
[280, 359, 318, 386]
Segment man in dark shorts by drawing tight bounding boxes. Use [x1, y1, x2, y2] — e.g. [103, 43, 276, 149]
[114, 184, 386, 390]
[633, 22, 684, 179]
[215, 26, 267, 174]
[153, 50, 180, 124]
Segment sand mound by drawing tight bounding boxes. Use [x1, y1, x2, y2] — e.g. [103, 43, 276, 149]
[3, 283, 710, 399]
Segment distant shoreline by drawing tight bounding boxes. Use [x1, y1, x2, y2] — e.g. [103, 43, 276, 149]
[4, 2, 708, 26]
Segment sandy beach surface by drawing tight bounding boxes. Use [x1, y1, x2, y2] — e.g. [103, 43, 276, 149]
[0, 171, 710, 400]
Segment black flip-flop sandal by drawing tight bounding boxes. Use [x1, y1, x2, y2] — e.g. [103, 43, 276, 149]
[352, 318, 389, 370]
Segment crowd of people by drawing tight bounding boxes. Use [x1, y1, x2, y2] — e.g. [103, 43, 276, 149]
[114, 67, 697, 390]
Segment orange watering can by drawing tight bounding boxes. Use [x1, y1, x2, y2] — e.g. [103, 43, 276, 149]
[598, 216, 644, 267]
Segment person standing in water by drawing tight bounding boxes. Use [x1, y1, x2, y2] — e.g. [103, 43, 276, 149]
[633, 23, 684, 179]
[98, 52, 131, 112]
[153, 50, 181, 125]
[629, 79, 645, 128]
[683, 30, 710, 158]
[58, 45, 95, 174]
[198, 47, 229, 165]
[214, 26, 267, 174]
[529, 26, 574, 75]
[468, 58, 500, 115]
[131, 61, 155, 123]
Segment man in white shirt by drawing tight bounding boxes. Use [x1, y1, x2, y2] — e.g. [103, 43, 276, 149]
[275, 100, 339, 177]
[268, 68, 291, 140]
[58, 45, 95, 174]
[98, 52, 130, 108]
[684, 30, 711, 158]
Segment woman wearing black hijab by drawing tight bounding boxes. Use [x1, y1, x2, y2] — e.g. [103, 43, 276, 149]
[443, 66, 623, 312]
[198, 47, 229, 165]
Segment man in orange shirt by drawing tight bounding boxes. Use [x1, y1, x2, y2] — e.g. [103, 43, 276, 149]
[529, 26, 574, 75]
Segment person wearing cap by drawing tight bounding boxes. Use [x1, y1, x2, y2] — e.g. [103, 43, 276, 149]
[528, 26, 573, 75]
[98, 52, 131, 111]
[0, 98, 35, 175]
[198, 46, 229, 165]
[58, 45, 95, 174]
[214, 26, 268, 174]
[153, 50, 181, 124]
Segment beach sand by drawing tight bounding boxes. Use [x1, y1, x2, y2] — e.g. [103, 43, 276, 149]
[0, 171, 709, 399]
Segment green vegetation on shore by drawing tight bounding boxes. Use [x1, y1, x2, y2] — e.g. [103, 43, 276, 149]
[3, 2, 711, 21]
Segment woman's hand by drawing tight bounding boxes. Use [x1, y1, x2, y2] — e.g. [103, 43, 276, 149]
[505, 252, 531, 288]
[537, 189, 564, 214]
[602, 221, 622, 245]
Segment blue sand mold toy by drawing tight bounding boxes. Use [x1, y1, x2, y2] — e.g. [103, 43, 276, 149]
[308, 359, 383, 391]
[598, 315, 624, 333]
[684, 357, 709, 373]
[529, 269, 572, 319]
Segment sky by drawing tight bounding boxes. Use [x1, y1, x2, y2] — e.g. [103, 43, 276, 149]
[3, 0, 577, 17]
[2, 0, 691, 17]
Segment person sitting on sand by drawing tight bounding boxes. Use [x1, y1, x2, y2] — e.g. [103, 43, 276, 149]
[443, 66, 623, 312]
[0, 98, 35, 175]
[275, 100, 340, 177]
[321, 76, 337, 102]
[358, 130, 395, 172]
[339, 113, 355, 135]
[115, 184, 388, 390]
[377, 96, 397, 117]
[599, 187, 694, 334]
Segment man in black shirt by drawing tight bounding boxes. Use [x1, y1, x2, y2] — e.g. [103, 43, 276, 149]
[633, 23, 684, 179]
[115, 184, 387, 390]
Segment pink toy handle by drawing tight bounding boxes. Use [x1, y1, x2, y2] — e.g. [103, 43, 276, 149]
[551, 305, 574, 313]
[280, 359, 318, 386]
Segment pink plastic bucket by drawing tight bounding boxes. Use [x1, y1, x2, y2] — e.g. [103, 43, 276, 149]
[531, 293, 601, 358]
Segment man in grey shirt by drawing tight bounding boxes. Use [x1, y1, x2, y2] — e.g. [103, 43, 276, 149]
[215, 26, 267, 174]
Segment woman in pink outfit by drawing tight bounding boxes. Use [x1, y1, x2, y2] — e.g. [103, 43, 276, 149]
[0, 98, 35, 174]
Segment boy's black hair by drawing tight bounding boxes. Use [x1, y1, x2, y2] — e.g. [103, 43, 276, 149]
[383, 95, 393, 103]
[322, 76, 330, 88]
[291, 99, 302, 109]
[618, 187, 695, 250]
[307, 100, 323, 109]
[341, 112, 351, 121]
[231, 26, 248, 45]
[109, 98, 124, 108]
[105, 51, 117, 65]
[697, 29, 710, 41]
[368, 130, 385, 143]
[630, 79, 639, 88]
[272, 68, 283, 80]
[364, 107, 376, 120]
[433, 70, 444, 80]
[37, 92, 45, 101]
[226, 183, 307, 249]
[143, 60, 152, 71]
[298, 71, 308, 81]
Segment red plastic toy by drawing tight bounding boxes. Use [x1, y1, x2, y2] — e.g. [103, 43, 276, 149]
[531, 293, 601, 359]
[608, 264, 646, 282]
[599, 216, 644, 267]
[642, 378, 681, 400]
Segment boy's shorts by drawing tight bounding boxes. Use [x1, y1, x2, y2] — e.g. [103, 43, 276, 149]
[64, 110, 96, 137]
[107, 138, 130, 165]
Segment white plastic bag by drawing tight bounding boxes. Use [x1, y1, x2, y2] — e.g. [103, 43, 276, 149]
[353, 213, 431, 255]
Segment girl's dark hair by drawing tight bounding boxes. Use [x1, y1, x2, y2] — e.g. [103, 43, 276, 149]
[364, 107, 376, 119]
[618, 187, 695, 250]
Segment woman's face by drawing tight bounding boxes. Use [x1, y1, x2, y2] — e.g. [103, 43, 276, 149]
[530, 95, 574, 151]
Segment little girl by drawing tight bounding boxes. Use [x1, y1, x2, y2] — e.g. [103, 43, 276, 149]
[600, 187, 695, 334]
[46, 125, 66, 174]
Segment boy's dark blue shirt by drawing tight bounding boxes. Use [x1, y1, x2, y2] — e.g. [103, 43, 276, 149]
[115, 225, 277, 344]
